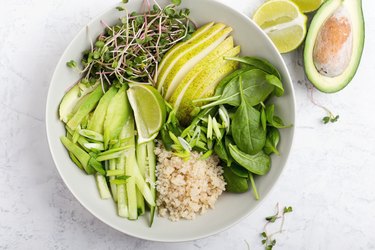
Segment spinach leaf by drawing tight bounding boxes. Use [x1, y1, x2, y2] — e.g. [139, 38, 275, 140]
[265, 104, 291, 129]
[224, 56, 281, 79]
[201, 69, 275, 109]
[215, 68, 249, 96]
[266, 74, 284, 97]
[214, 141, 231, 166]
[264, 127, 280, 155]
[261, 106, 267, 131]
[230, 163, 249, 178]
[228, 144, 271, 175]
[223, 166, 249, 193]
[231, 76, 266, 154]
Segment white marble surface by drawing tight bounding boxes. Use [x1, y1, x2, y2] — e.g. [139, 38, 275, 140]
[1, 0, 375, 249]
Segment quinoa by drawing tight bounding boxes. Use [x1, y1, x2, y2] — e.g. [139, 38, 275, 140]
[155, 143, 226, 221]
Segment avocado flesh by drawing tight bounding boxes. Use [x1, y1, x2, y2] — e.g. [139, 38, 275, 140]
[304, 0, 364, 93]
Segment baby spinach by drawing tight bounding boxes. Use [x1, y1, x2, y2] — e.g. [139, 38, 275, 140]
[214, 141, 231, 166]
[224, 56, 281, 80]
[266, 74, 284, 97]
[230, 163, 249, 178]
[214, 68, 249, 96]
[231, 76, 266, 155]
[264, 127, 280, 155]
[228, 144, 271, 175]
[223, 166, 249, 193]
[265, 104, 291, 129]
[200, 69, 275, 110]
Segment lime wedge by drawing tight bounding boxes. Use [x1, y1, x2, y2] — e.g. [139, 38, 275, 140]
[127, 85, 166, 144]
[291, 0, 324, 13]
[253, 0, 307, 53]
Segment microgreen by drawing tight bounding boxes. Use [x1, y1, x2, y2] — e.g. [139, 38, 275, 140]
[261, 203, 293, 250]
[305, 83, 340, 124]
[66, 60, 77, 69]
[66, 0, 195, 88]
[322, 114, 339, 124]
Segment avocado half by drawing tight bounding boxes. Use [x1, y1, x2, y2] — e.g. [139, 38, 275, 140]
[304, 0, 365, 93]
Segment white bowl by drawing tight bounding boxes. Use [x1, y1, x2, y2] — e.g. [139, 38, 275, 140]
[46, 0, 295, 242]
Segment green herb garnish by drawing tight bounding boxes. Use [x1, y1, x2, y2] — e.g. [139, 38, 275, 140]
[261, 203, 293, 250]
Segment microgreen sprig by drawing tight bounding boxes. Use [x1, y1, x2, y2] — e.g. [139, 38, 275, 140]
[261, 203, 293, 250]
[67, 0, 195, 90]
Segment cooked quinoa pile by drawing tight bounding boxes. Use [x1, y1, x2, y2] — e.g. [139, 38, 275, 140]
[155, 143, 226, 221]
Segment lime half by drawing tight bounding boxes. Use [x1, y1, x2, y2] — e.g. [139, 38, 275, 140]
[127, 84, 166, 144]
[291, 0, 324, 13]
[253, 0, 307, 53]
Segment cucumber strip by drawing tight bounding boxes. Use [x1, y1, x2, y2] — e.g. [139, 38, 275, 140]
[109, 159, 118, 202]
[136, 187, 145, 216]
[134, 166, 155, 207]
[60, 136, 95, 174]
[117, 183, 129, 217]
[124, 119, 138, 220]
[103, 86, 131, 149]
[95, 173, 111, 199]
[87, 86, 118, 134]
[59, 82, 99, 123]
[136, 143, 147, 177]
[67, 85, 104, 130]
[79, 129, 104, 142]
[146, 141, 156, 226]
[126, 158, 138, 219]
[116, 134, 128, 218]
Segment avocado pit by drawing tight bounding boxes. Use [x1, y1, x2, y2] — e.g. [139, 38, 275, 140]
[313, 7, 353, 77]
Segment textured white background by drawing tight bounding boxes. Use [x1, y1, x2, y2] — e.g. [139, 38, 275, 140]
[1, 0, 375, 249]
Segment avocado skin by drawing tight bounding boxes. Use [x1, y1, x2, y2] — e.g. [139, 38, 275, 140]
[303, 0, 365, 93]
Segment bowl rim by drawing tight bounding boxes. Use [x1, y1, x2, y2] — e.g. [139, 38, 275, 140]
[45, 0, 296, 242]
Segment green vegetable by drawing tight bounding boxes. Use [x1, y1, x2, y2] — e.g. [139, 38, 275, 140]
[146, 141, 157, 227]
[249, 173, 259, 200]
[60, 136, 95, 174]
[67, 85, 104, 130]
[87, 86, 118, 134]
[265, 104, 290, 129]
[230, 163, 248, 178]
[95, 173, 111, 199]
[214, 68, 249, 96]
[224, 56, 281, 79]
[59, 82, 99, 123]
[231, 76, 266, 154]
[78, 129, 104, 142]
[264, 128, 280, 155]
[228, 144, 270, 175]
[261, 204, 293, 249]
[200, 69, 275, 110]
[103, 86, 130, 149]
[322, 114, 339, 124]
[214, 141, 231, 166]
[223, 167, 249, 193]
[69, 3, 194, 87]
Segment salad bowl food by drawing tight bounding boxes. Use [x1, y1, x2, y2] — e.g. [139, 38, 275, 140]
[46, 0, 295, 242]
